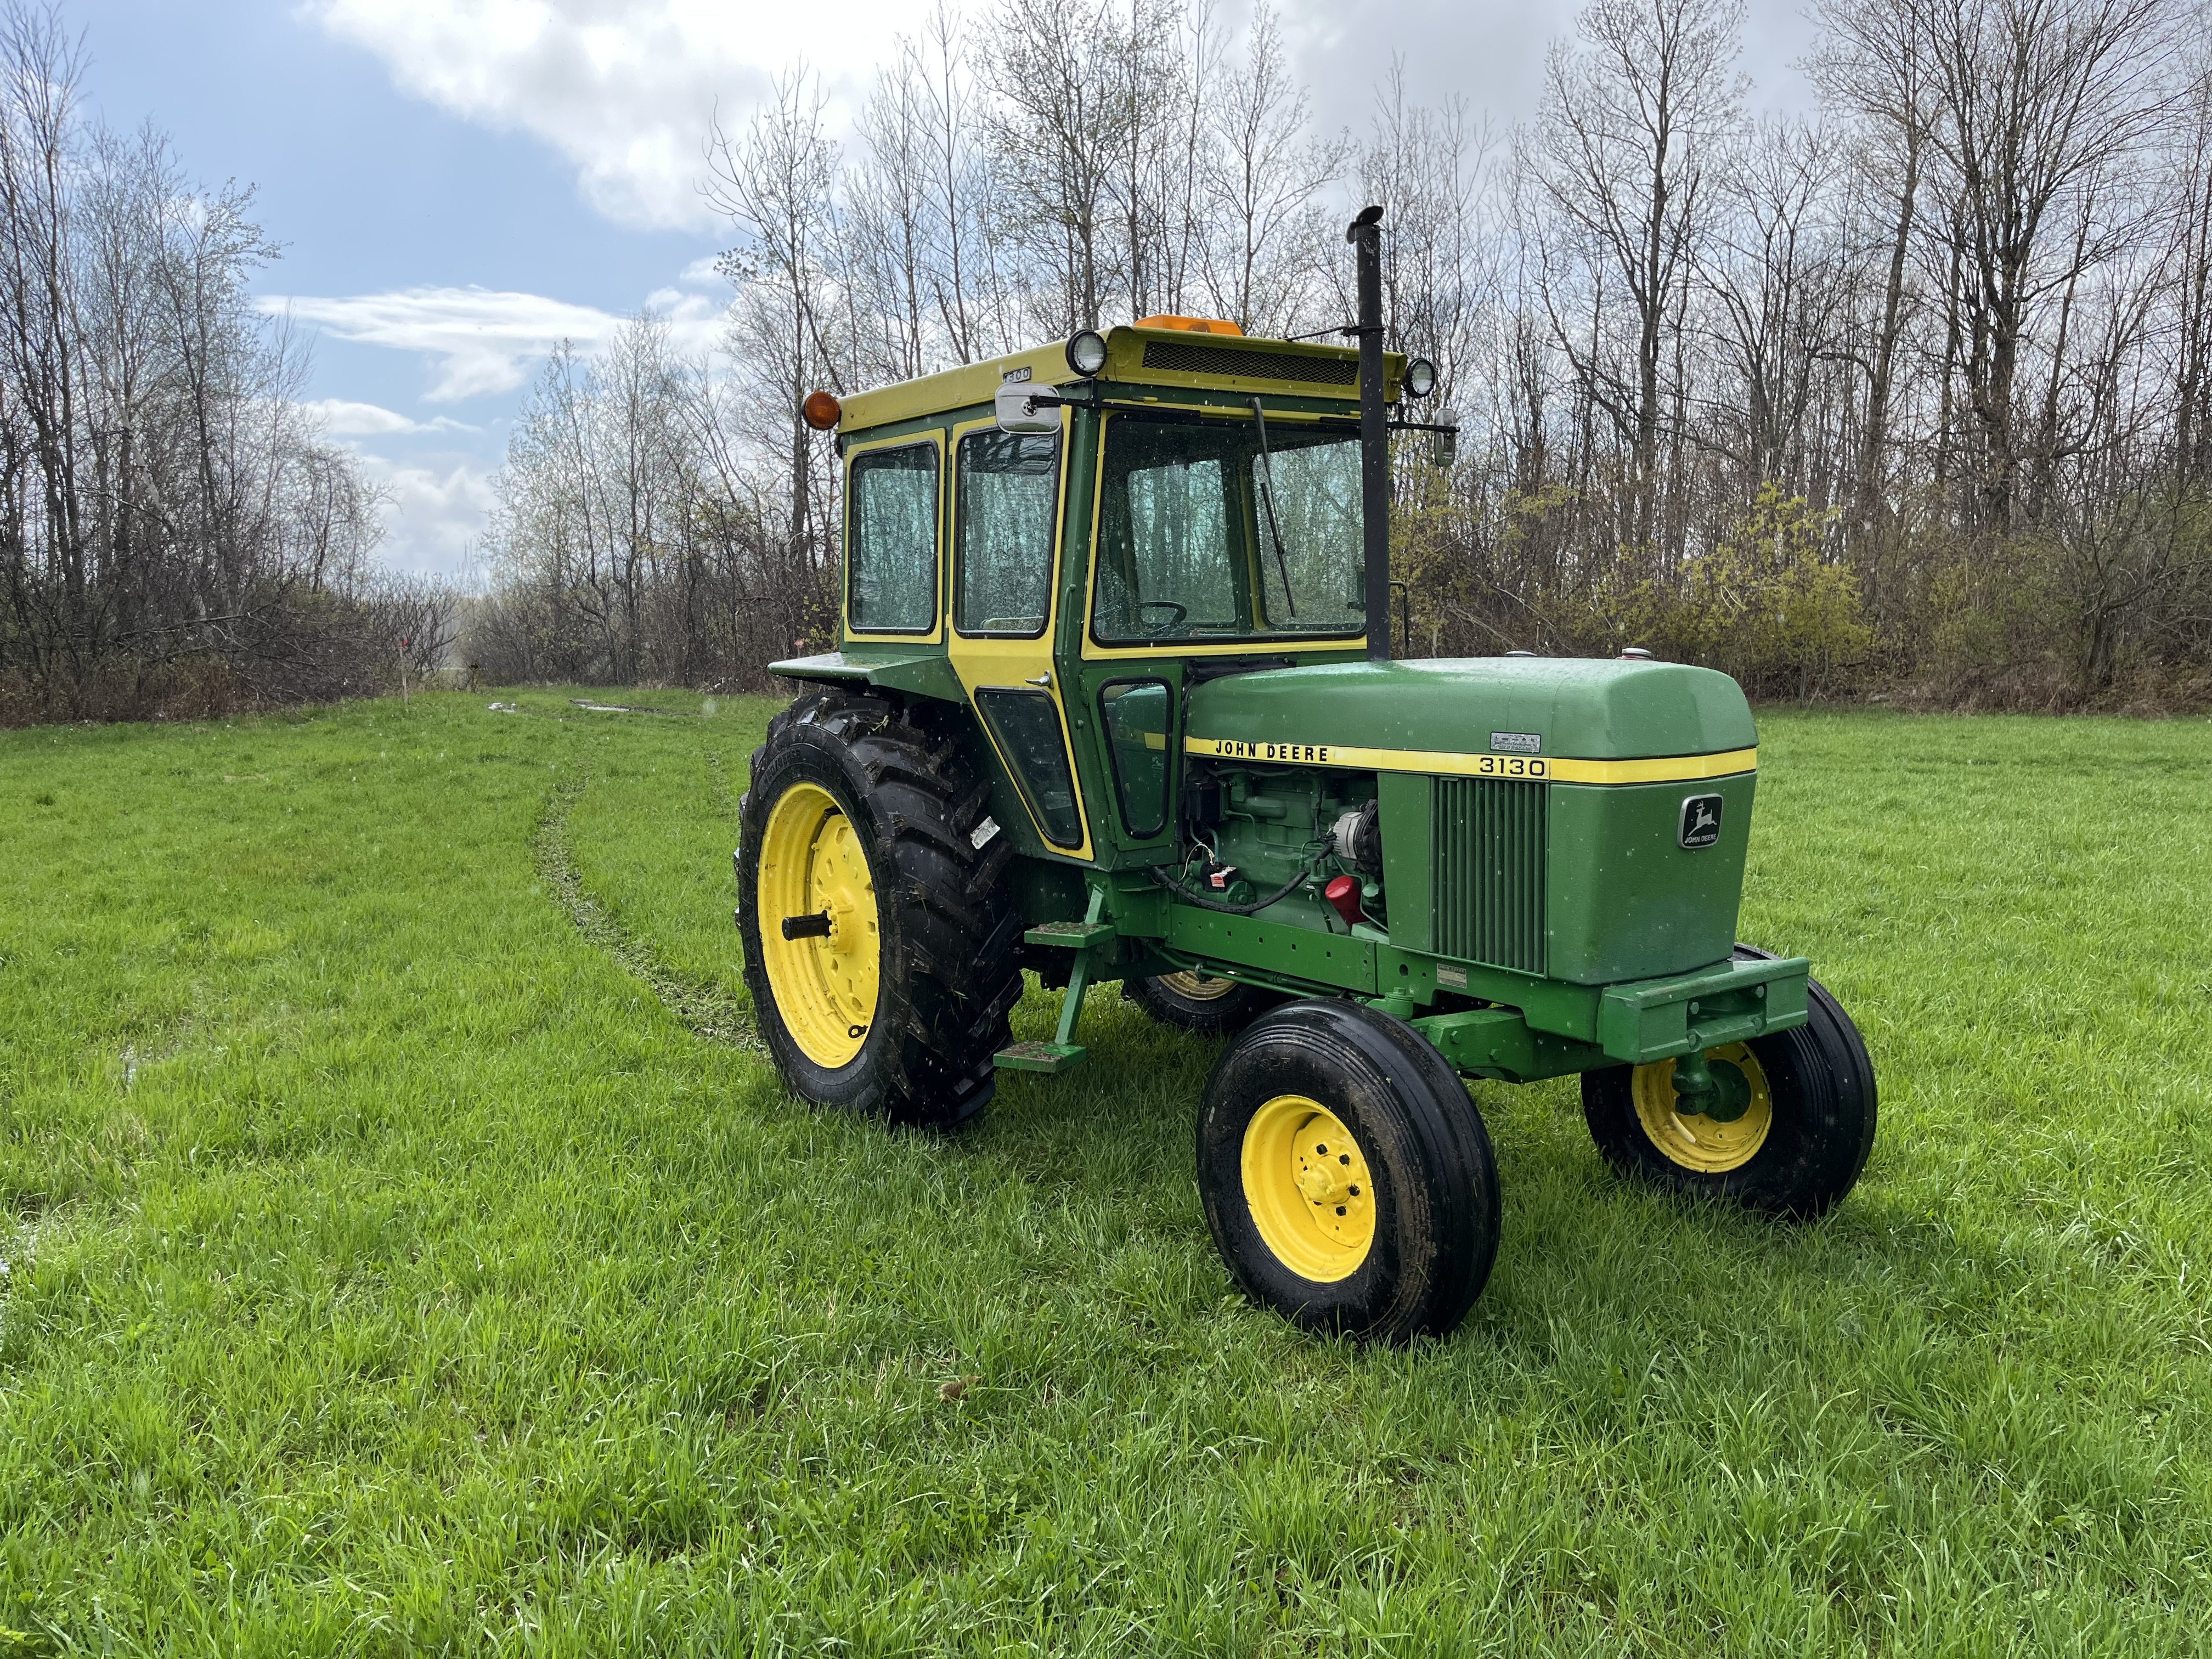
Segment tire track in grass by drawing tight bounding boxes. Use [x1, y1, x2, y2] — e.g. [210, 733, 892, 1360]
[534, 777, 766, 1058]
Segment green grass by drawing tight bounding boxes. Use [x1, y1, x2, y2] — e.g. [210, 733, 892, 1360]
[3, 691, 2210, 1654]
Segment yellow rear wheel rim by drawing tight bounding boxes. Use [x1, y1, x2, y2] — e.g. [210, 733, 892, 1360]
[1159, 970, 1237, 1002]
[756, 780, 881, 1069]
[1631, 1042, 1773, 1173]
[1241, 1093, 1375, 1282]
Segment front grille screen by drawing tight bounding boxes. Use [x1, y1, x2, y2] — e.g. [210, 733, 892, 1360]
[1433, 778, 1548, 974]
[1139, 340, 1359, 387]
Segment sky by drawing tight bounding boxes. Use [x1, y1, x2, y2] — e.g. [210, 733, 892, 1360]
[67, 1, 1821, 581]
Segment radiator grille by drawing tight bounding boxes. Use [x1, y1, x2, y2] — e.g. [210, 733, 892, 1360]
[1139, 340, 1358, 387]
[1432, 778, 1548, 974]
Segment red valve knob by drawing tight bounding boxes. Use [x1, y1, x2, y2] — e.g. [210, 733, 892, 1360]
[1324, 873, 1362, 925]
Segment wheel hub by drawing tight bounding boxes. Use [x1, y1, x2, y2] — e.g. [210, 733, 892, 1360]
[1296, 1164, 1350, 1205]
[1630, 1042, 1774, 1173]
[1671, 1049, 1754, 1122]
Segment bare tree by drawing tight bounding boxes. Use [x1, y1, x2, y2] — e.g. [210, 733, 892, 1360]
[1200, 4, 1344, 333]
[706, 69, 843, 562]
[1528, 0, 1747, 551]
[0, 0, 385, 723]
[1808, 0, 1939, 553]
[1910, 0, 2176, 533]
[469, 0, 2212, 712]
[980, 0, 1132, 331]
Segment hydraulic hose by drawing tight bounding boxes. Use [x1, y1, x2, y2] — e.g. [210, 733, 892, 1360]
[1148, 863, 1312, 917]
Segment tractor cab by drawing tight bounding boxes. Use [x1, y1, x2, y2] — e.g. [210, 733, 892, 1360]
[774, 313, 1407, 866]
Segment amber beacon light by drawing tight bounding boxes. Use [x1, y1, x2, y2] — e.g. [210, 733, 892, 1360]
[801, 390, 842, 431]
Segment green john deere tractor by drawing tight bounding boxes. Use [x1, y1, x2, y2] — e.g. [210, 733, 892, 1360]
[735, 208, 1876, 1342]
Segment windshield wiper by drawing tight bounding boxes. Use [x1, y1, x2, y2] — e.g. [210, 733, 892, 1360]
[1249, 396, 1298, 618]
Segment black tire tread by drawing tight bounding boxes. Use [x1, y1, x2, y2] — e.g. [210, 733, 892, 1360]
[1197, 1000, 1502, 1343]
[737, 689, 1022, 1129]
[1581, 944, 1878, 1218]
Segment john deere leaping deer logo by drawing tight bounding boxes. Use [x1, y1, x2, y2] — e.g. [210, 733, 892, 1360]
[1680, 794, 1724, 849]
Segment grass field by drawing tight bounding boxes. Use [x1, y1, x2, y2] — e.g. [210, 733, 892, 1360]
[3, 690, 2210, 1655]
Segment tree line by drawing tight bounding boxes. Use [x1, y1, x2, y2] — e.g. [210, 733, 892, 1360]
[478, 0, 2212, 709]
[0, 3, 434, 726]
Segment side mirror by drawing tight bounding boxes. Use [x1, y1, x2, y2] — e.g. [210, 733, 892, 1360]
[995, 380, 1063, 435]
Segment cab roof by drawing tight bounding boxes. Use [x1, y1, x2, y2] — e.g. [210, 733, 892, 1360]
[836, 324, 1407, 436]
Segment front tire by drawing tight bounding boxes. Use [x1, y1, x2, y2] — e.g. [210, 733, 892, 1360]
[1197, 1001, 1501, 1343]
[1582, 950, 1877, 1218]
[736, 690, 1022, 1129]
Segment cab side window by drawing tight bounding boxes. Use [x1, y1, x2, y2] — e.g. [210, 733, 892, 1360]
[848, 443, 939, 633]
[955, 431, 1060, 636]
[1099, 679, 1173, 837]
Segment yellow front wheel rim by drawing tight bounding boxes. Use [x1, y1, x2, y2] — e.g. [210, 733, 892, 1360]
[755, 781, 881, 1069]
[1241, 1093, 1376, 1282]
[1631, 1042, 1774, 1173]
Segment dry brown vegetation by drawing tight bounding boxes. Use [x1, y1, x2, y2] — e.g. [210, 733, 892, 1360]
[0, 3, 449, 726]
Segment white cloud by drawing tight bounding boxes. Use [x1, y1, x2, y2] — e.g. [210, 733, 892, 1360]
[265, 285, 627, 400]
[304, 0, 911, 230]
[279, 276, 734, 577]
[268, 283, 729, 402]
[358, 454, 500, 576]
[306, 3, 1819, 235]
[304, 398, 481, 437]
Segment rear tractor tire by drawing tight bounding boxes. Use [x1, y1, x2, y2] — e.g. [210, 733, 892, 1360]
[1581, 948, 1877, 1218]
[1125, 970, 1283, 1037]
[736, 689, 1023, 1130]
[1197, 1000, 1501, 1343]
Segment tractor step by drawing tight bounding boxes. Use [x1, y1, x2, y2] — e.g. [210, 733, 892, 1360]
[1024, 920, 1115, 949]
[994, 1041, 1088, 1074]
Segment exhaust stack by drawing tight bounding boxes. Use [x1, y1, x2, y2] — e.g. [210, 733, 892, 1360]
[1347, 204, 1389, 663]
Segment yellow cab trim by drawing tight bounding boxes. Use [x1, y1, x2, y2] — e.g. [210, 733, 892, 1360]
[944, 409, 1095, 861]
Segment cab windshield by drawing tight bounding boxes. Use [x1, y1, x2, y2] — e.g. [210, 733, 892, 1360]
[1091, 413, 1365, 645]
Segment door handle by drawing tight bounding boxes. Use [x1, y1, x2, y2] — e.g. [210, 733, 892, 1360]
[1025, 673, 1052, 687]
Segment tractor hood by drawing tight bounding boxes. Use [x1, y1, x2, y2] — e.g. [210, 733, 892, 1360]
[1182, 657, 1757, 767]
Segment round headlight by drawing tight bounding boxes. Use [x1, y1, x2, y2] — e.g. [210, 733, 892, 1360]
[1065, 330, 1108, 377]
[1404, 357, 1437, 399]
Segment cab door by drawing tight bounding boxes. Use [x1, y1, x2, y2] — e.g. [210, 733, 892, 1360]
[945, 411, 1094, 860]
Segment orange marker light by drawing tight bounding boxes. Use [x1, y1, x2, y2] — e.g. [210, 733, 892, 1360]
[801, 390, 842, 430]
[1133, 314, 1244, 336]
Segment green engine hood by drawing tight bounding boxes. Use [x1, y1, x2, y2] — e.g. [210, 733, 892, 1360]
[1183, 658, 1757, 763]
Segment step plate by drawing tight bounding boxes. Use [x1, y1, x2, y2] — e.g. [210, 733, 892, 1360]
[993, 1041, 1088, 1074]
[1023, 921, 1115, 949]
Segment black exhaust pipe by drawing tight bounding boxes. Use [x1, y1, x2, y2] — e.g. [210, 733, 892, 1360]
[1347, 205, 1390, 663]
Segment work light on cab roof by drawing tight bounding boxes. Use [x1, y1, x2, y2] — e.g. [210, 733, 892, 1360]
[1064, 330, 1108, 376]
[731, 206, 1878, 1347]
